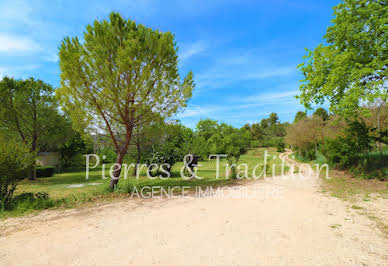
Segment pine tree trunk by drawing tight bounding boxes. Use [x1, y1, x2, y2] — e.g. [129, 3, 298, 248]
[109, 152, 124, 189]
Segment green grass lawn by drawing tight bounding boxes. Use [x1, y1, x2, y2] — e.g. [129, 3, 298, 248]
[2, 148, 288, 218]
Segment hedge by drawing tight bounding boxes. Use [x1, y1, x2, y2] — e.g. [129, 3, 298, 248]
[36, 166, 55, 178]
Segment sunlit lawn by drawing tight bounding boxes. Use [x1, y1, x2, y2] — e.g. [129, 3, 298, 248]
[16, 148, 287, 201]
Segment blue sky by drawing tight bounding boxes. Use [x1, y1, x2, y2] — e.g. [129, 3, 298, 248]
[0, 0, 339, 128]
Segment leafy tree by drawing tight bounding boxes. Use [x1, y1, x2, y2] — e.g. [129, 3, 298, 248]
[196, 119, 219, 140]
[247, 122, 263, 141]
[57, 12, 194, 188]
[321, 120, 374, 168]
[126, 115, 167, 175]
[0, 134, 34, 211]
[224, 128, 251, 179]
[59, 132, 91, 168]
[294, 111, 307, 123]
[0, 77, 67, 179]
[144, 122, 193, 176]
[313, 107, 329, 121]
[298, 0, 387, 115]
[190, 135, 209, 160]
[268, 112, 279, 125]
[363, 101, 388, 154]
[285, 115, 328, 159]
[246, 113, 288, 147]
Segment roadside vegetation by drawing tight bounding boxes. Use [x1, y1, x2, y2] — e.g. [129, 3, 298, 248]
[286, 0, 387, 197]
[1, 148, 285, 219]
[288, 110, 388, 200]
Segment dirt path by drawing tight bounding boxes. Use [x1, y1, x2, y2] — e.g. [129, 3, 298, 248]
[1, 151, 387, 265]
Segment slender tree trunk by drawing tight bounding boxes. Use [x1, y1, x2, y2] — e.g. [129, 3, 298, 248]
[109, 126, 133, 189]
[29, 99, 38, 180]
[109, 151, 125, 189]
[376, 108, 383, 157]
[133, 143, 141, 176]
[29, 133, 38, 180]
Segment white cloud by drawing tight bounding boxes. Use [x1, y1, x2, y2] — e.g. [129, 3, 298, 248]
[176, 105, 220, 118]
[195, 49, 298, 91]
[0, 34, 39, 53]
[244, 66, 296, 80]
[245, 89, 299, 102]
[179, 41, 207, 62]
[45, 54, 59, 62]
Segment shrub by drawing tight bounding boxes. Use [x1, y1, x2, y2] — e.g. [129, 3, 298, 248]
[36, 166, 55, 178]
[276, 140, 285, 152]
[10, 192, 54, 212]
[98, 147, 117, 163]
[59, 132, 89, 168]
[321, 137, 358, 168]
[0, 135, 34, 211]
[145, 143, 180, 176]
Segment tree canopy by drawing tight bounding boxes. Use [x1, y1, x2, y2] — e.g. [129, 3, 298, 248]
[298, 0, 387, 115]
[313, 107, 329, 121]
[0, 77, 68, 156]
[57, 12, 194, 187]
[294, 111, 307, 122]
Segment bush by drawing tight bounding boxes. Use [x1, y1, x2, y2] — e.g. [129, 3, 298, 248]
[250, 140, 260, 148]
[276, 140, 285, 152]
[321, 137, 358, 168]
[145, 143, 180, 176]
[0, 135, 35, 211]
[36, 166, 55, 178]
[9, 192, 54, 212]
[295, 145, 316, 161]
[59, 132, 90, 168]
[98, 147, 117, 163]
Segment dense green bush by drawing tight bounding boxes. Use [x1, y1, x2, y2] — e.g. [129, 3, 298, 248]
[36, 166, 55, 178]
[244, 113, 288, 148]
[59, 132, 92, 168]
[8, 192, 54, 212]
[321, 137, 355, 168]
[321, 120, 374, 169]
[275, 139, 285, 152]
[98, 147, 117, 163]
[145, 143, 180, 176]
[295, 144, 316, 161]
[0, 135, 35, 211]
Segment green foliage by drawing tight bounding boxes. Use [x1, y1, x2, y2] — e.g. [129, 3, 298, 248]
[321, 120, 374, 168]
[196, 120, 251, 159]
[313, 108, 329, 121]
[294, 111, 307, 123]
[196, 119, 219, 140]
[0, 135, 35, 211]
[143, 122, 194, 175]
[321, 137, 359, 168]
[126, 114, 166, 166]
[5, 192, 54, 214]
[59, 132, 91, 168]
[57, 12, 194, 188]
[145, 143, 180, 176]
[0, 77, 70, 154]
[57, 11, 194, 154]
[98, 147, 117, 163]
[276, 139, 285, 152]
[245, 112, 288, 148]
[298, 0, 388, 115]
[36, 166, 56, 178]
